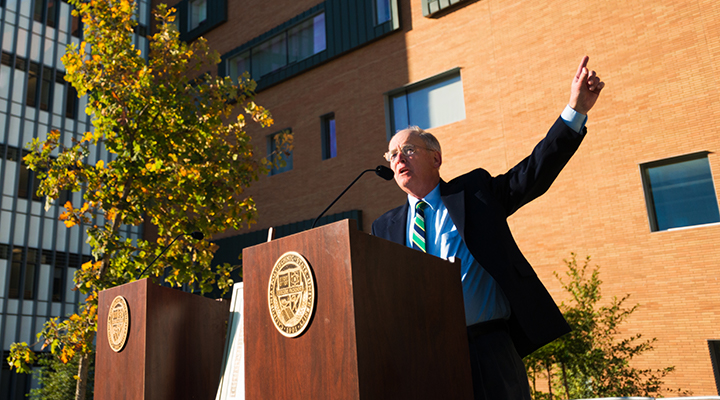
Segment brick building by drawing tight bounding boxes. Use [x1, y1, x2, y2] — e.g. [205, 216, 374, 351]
[156, 0, 720, 394]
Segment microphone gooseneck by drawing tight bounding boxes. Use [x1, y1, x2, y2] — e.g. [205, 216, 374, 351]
[311, 166, 394, 228]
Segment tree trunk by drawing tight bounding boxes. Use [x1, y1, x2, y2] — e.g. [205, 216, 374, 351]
[531, 365, 537, 393]
[561, 362, 570, 399]
[546, 362, 554, 400]
[75, 352, 90, 400]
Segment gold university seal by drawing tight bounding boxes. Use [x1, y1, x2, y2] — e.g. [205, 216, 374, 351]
[107, 295, 129, 352]
[268, 251, 316, 338]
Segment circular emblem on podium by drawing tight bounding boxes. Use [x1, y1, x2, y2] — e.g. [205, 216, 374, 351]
[268, 251, 316, 338]
[107, 295, 130, 352]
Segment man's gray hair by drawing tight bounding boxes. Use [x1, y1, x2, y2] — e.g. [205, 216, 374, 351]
[401, 126, 442, 155]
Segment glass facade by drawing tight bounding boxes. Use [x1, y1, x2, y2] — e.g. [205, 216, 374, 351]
[0, 1, 150, 398]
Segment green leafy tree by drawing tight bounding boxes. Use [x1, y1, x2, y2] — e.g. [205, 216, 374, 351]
[6, 1, 291, 399]
[525, 254, 688, 399]
[30, 352, 95, 400]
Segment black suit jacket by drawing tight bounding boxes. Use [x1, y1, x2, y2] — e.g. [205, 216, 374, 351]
[372, 117, 585, 357]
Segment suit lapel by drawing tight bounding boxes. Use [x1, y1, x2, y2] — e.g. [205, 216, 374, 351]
[440, 180, 466, 239]
[388, 202, 409, 245]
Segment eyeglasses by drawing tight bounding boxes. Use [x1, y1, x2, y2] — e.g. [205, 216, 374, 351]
[383, 144, 430, 162]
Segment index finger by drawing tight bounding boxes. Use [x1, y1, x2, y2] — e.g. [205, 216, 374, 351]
[575, 56, 590, 79]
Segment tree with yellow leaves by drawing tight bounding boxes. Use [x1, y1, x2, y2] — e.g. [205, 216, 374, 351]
[6, 1, 291, 399]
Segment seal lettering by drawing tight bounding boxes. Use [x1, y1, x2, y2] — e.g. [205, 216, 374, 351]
[267, 251, 316, 338]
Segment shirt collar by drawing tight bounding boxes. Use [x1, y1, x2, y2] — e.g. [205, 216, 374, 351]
[407, 184, 441, 212]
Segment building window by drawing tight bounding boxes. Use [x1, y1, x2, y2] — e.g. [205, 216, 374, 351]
[189, 0, 207, 30]
[71, 9, 83, 38]
[26, 62, 53, 111]
[50, 267, 63, 302]
[288, 13, 325, 63]
[227, 51, 249, 82]
[253, 34, 287, 80]
[179, 0, 227, 42]
[387, 68, 466, 135]
[8, 248, 37, 300]
[8, 146, 69, 203]
[709, 340, 720, 394]
[1, 51, 11, 66]
[3, 143, 20, 162]
[641, 153, 720, 231]
[228, 13, 326, 82]
[65, 85, 78, 119]
[18, 165, 43, 201]
[421, 0, 472, 17]
[376, 0, 391, 24]
[34, 0, 58, 28]
[321, 113, 337, 160]
[18, 157, 43, 201]
[55, 70, 78, 119]
[268, 131, 293, 175]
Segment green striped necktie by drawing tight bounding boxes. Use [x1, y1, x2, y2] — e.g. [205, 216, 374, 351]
[411, 201, 428, 253]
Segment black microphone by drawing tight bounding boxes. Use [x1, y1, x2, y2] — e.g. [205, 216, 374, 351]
[136, 231, 204, 279]
[311, 166, 394, 228]
[375, 165, 394, 180]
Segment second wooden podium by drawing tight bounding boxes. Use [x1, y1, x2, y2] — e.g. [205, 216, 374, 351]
[243, 219, 473, 399]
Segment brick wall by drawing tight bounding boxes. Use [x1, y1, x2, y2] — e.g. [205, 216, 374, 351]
[156, 0, 720, 393]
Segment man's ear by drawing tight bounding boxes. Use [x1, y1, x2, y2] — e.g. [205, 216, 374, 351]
[434, 152, 442, 169]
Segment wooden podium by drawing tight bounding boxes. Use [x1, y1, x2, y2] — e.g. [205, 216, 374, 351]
[243, 219, 473, 399]
[95, 278, 229, 400]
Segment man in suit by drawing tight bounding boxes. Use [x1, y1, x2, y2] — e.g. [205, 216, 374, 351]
[371, 56, 604, 399]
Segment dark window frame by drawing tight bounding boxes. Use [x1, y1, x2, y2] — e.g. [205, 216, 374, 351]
[26, 61, 54, 111]
[227, 11, 327, 82]
[8, 247, 37, 300]
[640, 151, 720, 232]
[709, 340, 720, 395]
[320, 112, 336, 160]
[220, 0, 400, 92]
[178, 0, 227, 42]
[34, 0, 59, 28]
